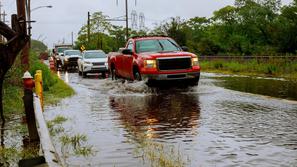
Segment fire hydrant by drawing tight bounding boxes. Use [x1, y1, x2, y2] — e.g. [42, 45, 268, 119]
[22, 71, 40, 142]
[22, 71, 35, 90]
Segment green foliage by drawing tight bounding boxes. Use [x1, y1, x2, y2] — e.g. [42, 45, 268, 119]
[74, 2, 297, 56]
[29, 52, 57, 91]
[201, 59, 297, 79]
[31, 39, 48, 53]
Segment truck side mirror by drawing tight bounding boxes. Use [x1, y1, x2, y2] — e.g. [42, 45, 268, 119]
[122, 49, 133, 55]
[181, 46, 189, 52]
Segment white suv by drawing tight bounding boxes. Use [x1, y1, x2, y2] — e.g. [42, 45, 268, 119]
[77, 50, 108, 78]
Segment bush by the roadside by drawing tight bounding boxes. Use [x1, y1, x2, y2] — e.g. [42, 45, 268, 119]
[29, 51, 57, 91]
[200, 59, 297, 79]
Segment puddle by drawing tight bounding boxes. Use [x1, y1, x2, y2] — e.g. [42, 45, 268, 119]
[44, 72, 297, 166]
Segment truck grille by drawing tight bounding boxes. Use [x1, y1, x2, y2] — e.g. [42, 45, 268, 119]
[68, 57, 78, 63]
[157, 57, 192, 71]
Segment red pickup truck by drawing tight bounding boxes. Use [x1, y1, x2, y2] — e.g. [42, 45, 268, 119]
[108, 36, 201, 85]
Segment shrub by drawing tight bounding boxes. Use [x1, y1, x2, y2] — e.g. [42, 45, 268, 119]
[29, 52, 58, 91]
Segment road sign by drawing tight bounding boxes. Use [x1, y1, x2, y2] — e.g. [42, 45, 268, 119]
[80, 45, 86, 52]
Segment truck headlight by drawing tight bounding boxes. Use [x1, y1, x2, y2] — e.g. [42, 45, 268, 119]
[192, 57, 199, 66]
[144, 60, 157, 68]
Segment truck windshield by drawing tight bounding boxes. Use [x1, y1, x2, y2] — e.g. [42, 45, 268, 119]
[136, 39, 181, 53]
[65, 50, 81, 56]
[84, 51, 106, 59]
[57, 47, 72, 53]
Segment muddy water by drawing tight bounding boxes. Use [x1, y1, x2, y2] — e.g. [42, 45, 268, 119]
[44, 72, 297, 167]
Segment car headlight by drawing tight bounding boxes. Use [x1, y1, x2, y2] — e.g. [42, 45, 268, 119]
[64, 57, 68, 61]
[84, 61, 92, 65]
[144, 60, 157, 68]
[192, 57, 199, 66]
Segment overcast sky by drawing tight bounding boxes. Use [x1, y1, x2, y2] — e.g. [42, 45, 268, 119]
[2, 0, 293, 47]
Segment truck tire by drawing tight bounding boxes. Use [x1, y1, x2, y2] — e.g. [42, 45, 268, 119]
[111, 66, 117, 80]
[82, 71, 87, 78]
[78, 70, 82, 76]
[134, 69, 142, 81]
[188, 76, 200, 86]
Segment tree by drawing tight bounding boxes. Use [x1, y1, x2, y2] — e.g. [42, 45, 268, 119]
[151, 17, 187, 46]
[0, 16, 29, 122]
[275, 2, 297, 53]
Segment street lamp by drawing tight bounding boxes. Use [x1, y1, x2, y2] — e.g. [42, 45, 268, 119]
[31, 5, 52, 12]
[27, 5, 53, 45]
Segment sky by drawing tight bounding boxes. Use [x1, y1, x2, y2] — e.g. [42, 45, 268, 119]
[1, 0, 293, 48]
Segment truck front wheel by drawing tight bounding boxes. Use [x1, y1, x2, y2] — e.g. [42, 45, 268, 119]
[111, 66, 117, 80]
[133, 69, 142, 81]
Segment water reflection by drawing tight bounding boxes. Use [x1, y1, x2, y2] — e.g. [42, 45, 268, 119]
[64, 72, 69, 83]
[214, 76, 297, 100]
[109, 92, 201, 141]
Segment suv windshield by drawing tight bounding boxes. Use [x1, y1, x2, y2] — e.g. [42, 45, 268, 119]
[84, 51, 106, 59]
[136, 39, 181, 53]
[65, 50, 81, 56]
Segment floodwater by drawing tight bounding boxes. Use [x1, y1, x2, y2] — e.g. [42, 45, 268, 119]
[44, 72, 297, 167]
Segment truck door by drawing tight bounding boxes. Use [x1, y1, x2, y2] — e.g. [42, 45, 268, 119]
[122, 41, 134, 78]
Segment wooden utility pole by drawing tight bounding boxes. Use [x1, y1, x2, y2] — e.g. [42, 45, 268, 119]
[26, 0, 31, 47]
[17, 0, 30, 71]
[0, 1, 3, 43]
[87, 12, 90, 45]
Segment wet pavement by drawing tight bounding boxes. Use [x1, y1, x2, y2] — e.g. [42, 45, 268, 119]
[44, 72, 297, 167]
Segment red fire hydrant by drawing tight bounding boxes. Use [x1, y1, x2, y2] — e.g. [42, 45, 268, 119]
[22, 71, 35, 90]
[22, 71, 40, 142]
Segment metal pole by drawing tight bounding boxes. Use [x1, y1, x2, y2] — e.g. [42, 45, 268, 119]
[71, 32, 73, 46]
[125, 0, 128, 40]
[87, 12, 90, 45]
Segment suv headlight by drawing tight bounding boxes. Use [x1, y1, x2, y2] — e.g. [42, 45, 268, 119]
[192, 57, 199, 66]
[144, 60, 157, 68]
[84, 61, 92, 65]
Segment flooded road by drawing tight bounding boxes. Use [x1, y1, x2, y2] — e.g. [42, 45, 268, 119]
[45, 72, 297, 167]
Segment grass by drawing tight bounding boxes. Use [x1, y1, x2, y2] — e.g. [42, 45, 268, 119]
[200, 59, 297, 80]
[135, 141, 186, 167]
[46, 116, 95, 162]
[3, 51, 74, 119]
[124, 123, 187, 167]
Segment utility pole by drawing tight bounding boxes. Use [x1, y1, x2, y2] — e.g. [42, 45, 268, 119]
[26, 0, 31, 47]
[87, 12, 90, 45]
[71, 32, 74, 46]
[17, 0, 29, 71]
[1, 11, 7, 43]
[125, 0, 128, 40]
[0, 1, 3, 43]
